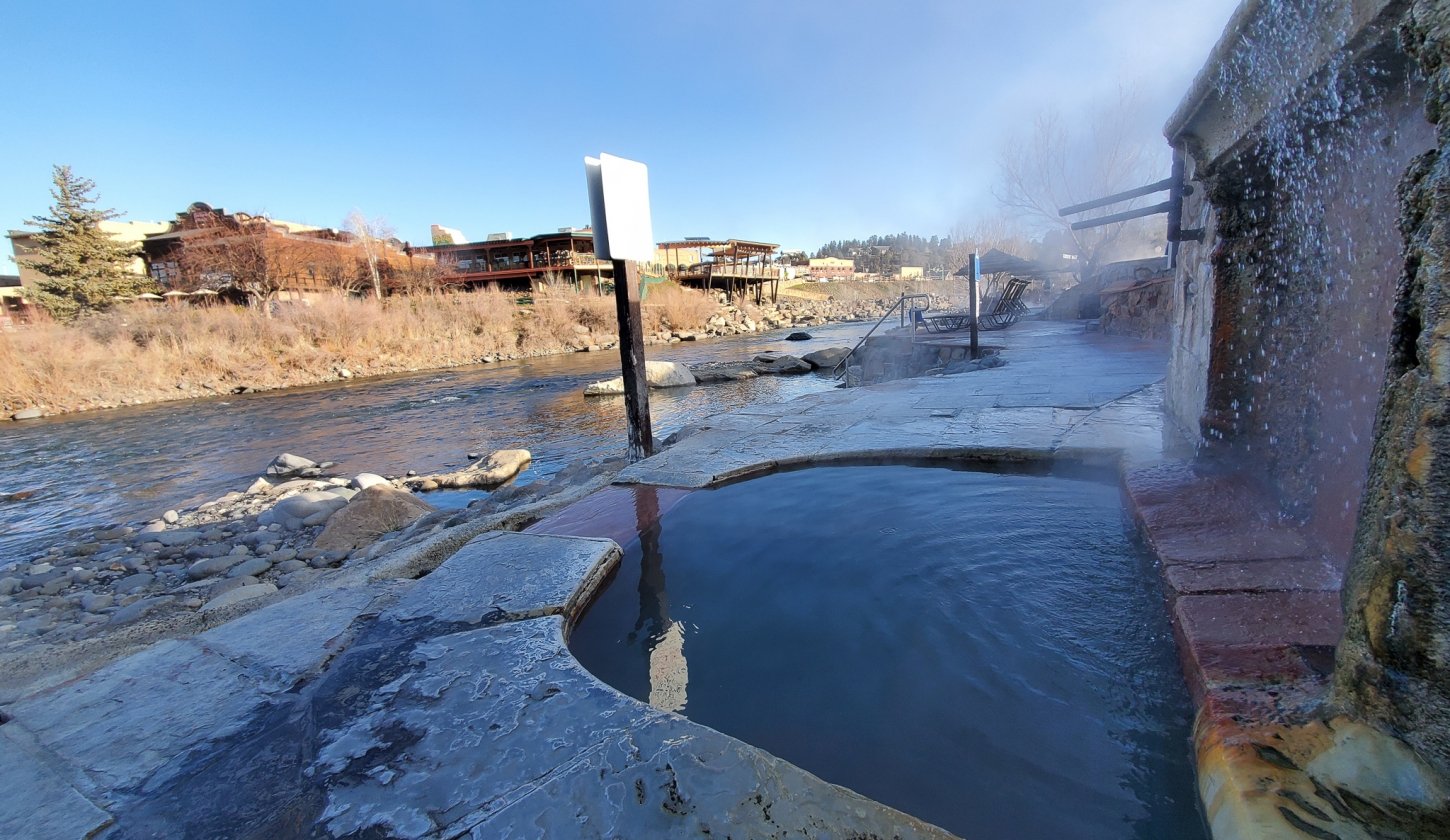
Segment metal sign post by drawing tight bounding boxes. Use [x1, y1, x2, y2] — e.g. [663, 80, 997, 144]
[969, 251, 981, 360]
[585, 153, 656, 462]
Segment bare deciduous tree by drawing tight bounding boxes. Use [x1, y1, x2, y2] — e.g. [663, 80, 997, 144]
[344, 211, 395, 300]
[994, 89, 1167, 281]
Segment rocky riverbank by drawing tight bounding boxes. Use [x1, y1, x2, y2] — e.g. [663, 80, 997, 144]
[3, 292, 915, 421]
[0, 448, 628, 694]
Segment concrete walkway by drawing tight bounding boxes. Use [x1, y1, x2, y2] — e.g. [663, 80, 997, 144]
[0, 321, 1176, 839]
[618, 320, 1175, 488]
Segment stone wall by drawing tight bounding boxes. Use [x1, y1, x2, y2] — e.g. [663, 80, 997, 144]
[1335, 0, 1450, 780]
[1166, 0, 1436, 565]
[845, 334, 1001, 386]
[1165, 0, 1450, 787]
[1100, 274, 1172, 340]
[1165, 153, 1219, 444]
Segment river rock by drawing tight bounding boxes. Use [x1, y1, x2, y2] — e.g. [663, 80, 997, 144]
[22, 569, 64, 590]
[11, 408, 42, 421]
[802, 347, 853, 369]
[246, 477, 273, 495]
[314, 485, 436, 552]
[162, 510, 179, 524]
[259, 491, 350, 528]
[270, 478, 329, 495]
[186, 555, 244, 581]
[153, 529, 203, 547]
[583, 360, 697, 395]
[689, 363, 759, 383]
[266, 453, 317, 477]
[185, 543, 230, 561]
[752, 354, 814, 375]
[108, 595, 174, 626]
[404, 450, 531, 490]
[201, 582, 277, 613]
[353, 473, 389, 490]
[785, 331, 813, 341]
[80, 592, 114, 612]
[302, 510, 335, 527]
[0, 577, 20, 596]
[227, 557, 272, 578]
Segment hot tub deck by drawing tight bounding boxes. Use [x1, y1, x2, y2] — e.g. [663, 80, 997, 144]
[2, 321, 1357, 839]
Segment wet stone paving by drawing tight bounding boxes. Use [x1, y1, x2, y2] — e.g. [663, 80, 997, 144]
[1, 321, 1190, 838]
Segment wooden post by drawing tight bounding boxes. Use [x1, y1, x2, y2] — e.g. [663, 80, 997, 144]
[612, 258, 653, 461]
[969, 251, 981, 360]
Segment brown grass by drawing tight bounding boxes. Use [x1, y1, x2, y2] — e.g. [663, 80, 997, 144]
[642, 282, 720, 333]
[0, 284, 724, 415]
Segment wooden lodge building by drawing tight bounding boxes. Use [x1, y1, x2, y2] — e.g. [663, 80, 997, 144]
[420, 233, 786, 303]
[140, 203, 428, 300]
[660, 239, 784, 303]
[419, 230, 610, 293]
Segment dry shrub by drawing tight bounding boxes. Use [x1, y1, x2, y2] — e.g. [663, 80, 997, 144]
[0, 282, 743, 415]
[643, 283, 717, 332]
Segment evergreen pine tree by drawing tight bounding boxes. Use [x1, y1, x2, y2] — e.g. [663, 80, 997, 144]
[24, 165, 154, 321]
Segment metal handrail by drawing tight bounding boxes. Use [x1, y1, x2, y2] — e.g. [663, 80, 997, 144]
[832, 293, 933, 380]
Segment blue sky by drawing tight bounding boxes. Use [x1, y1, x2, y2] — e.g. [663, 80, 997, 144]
[3, 0, 1240, 269]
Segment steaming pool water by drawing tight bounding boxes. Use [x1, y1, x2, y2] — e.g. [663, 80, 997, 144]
[569, 463, 1207, 838]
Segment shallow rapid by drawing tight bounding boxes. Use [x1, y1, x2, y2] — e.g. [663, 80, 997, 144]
[0, 322, 875, 565]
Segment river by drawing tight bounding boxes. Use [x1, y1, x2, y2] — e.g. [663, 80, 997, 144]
[0, 321, 878, 565]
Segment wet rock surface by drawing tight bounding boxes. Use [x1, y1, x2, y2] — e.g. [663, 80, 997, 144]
[403, 448, 532, 491]
[0, 532, 949, 839]
[0, 320, 1185, 839]
[1336, 0, 1450, 787]
[583, 360, 697, 395]
[0, 445, 559, 674]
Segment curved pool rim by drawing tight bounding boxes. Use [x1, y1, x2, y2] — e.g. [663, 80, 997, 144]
[524, 451, 1199, 838]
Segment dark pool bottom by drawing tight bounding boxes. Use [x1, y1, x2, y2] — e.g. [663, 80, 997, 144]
[568, 464, 1207, 838]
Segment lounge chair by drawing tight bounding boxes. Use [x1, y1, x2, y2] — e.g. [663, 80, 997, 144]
[914, 278, 1031, 333]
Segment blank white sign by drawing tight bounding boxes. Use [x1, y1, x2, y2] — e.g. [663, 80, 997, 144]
[584, 153, 654, 262]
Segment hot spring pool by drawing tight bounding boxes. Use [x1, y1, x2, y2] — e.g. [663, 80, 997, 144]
[568, 464, 1206, 838]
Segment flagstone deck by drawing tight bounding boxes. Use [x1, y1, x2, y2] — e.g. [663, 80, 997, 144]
[4, 320, 1343, 839]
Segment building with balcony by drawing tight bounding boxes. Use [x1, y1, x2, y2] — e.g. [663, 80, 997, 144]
[418, 230, 608, 293]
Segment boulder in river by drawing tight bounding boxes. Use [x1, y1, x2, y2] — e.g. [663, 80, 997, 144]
[266, 453, 318, 477]
[785, 331, 813, 341]
[752, 354, 814, 375]
[689, 363, 759, 383]
[259, 491, 350, 529]
[584, 361, 696, 395]
[802, 347, 853, 370]
[405, 449, 532, 490]
[11, 408, 42, 421]
[352, 473, 390, 490]
[314, 484, 437, 552]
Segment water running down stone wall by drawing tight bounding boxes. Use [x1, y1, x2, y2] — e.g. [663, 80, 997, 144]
[1335, 0, 1450, 781]
[1169, 0, 1436, 565]
[1167, 0, 1450, 789]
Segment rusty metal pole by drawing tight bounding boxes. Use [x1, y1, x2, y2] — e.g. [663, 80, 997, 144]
[612, 258, 653, 461]
[969, 251, 981, 360]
